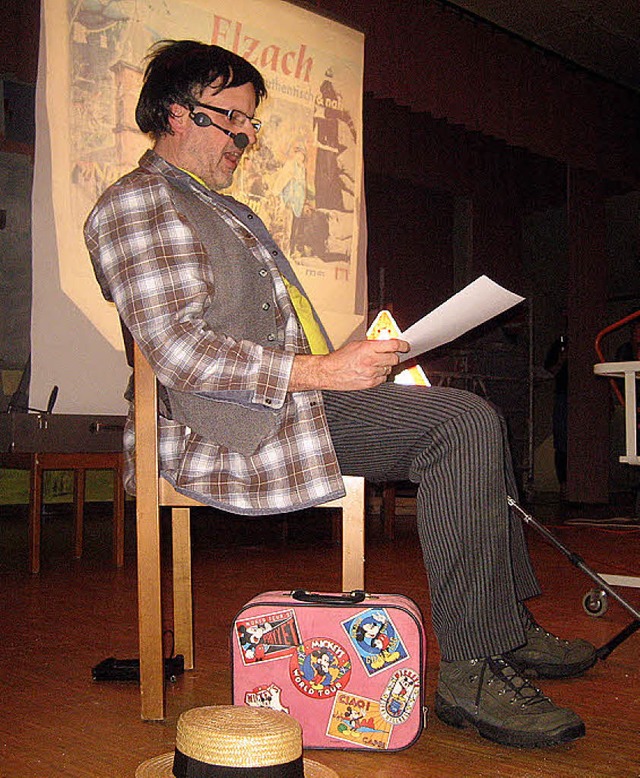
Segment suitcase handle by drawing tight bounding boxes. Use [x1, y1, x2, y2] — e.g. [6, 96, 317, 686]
[291, 589, 366, 605]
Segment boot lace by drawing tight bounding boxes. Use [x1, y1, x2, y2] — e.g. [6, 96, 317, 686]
[476, 656, 549, 710]
[521, 609, 570, 646]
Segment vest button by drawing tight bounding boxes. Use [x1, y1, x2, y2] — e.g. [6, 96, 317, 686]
[272, 250, 278, 256]
[267, 333, 276, 342]
[262, 302, 271, 311]
[259, 268, 268, 277]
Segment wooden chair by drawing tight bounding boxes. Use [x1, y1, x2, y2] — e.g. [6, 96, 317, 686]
[133, 342, 366, 720]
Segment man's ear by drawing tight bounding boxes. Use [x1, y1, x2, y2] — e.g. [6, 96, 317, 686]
[168, 103, 190, 134]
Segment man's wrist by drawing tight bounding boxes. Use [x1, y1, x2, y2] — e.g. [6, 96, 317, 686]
[289, 354, 325, 392]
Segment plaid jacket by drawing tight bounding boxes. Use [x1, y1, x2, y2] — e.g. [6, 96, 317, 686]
[84, 150, 345, 514]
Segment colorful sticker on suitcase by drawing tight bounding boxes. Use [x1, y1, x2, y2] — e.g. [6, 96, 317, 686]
[243, 683, 290, 714]
[380, 668, 420, 724]
[289, 637, 352, 698]
[327, 692, 393, 749]
[235, 608, 301, 664]
[341, 608, 409, 675]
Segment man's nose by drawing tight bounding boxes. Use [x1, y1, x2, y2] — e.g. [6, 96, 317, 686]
[244, 124, 259, 146]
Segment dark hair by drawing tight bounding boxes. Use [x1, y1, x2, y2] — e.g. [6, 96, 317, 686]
[135, 39, 267, 138]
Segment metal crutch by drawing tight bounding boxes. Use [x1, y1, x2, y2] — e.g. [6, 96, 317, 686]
[508, 496, 640, 661]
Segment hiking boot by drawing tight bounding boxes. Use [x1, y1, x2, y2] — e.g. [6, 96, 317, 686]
[436, 656, 585, 748]
[505, 613, 597, 678]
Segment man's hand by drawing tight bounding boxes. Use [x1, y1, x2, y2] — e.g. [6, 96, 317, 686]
[289, 339, 410, 392]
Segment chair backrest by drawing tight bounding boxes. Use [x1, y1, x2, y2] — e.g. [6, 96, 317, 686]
[133, 342, 161, 501]
[132, 343, 206, 508]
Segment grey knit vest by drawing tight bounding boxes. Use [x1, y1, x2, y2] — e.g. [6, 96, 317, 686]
[163, 185, 285, 455]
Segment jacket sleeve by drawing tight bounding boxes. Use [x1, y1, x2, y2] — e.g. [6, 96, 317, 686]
[84, 175, 293, 411]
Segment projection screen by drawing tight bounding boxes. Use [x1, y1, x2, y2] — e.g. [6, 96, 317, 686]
[31, 0, 366, 413]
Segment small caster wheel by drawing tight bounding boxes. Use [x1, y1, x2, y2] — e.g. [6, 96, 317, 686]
[583, 589, 608, 617]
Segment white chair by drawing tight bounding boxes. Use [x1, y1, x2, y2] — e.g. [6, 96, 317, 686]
[133, 342, 366, 720]
[593, 359, 640, 596]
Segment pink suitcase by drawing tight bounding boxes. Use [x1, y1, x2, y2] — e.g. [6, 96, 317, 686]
[231, 589, 428, 751]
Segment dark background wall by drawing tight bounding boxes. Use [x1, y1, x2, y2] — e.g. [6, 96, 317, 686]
[2, 0, 639, 501]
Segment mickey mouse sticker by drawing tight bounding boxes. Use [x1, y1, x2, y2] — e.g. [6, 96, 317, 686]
[342, 608, 409, 676]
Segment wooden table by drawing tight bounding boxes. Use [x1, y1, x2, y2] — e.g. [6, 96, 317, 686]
[0, 451, 125, 573]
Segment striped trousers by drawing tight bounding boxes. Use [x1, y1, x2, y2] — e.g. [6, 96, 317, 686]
[322, 383, 541, 661]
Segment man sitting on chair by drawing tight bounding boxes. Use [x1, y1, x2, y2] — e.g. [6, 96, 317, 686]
[84, 39, 596, 749]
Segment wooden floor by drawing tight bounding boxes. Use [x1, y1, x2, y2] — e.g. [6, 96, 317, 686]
[1, 495, 639, 778]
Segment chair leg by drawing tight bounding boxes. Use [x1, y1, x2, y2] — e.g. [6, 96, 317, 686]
[29, 458, 42, 575]
[172, 507, 194, 670]
[136, 496, 165, 720]
[73, 468, 85, 559]
[382, 482, 397, 540]
[340, 476, 365, 591]
[113, 461, 125, 568]
[331, 513, 341, 545]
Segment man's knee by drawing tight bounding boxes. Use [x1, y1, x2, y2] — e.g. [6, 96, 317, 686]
[452, 389, 505, 434]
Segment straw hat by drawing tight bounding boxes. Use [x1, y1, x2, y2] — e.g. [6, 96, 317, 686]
[135, 705, 339, 778]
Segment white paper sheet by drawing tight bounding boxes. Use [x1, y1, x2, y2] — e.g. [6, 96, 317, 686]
[398, 275, 525, 362]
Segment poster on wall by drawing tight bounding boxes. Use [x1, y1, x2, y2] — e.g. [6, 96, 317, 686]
[31, 0, 365, 413]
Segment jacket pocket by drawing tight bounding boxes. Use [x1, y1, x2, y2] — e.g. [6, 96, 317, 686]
[166, 387, 280, 456]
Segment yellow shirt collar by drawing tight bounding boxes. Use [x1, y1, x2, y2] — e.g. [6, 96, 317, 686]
[178, 167, 208, 189]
